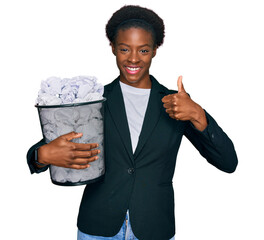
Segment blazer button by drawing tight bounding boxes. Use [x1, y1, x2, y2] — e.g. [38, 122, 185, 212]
[127, 168, 135, 174]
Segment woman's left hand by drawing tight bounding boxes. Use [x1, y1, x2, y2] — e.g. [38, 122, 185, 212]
[161, 76, 208, 131]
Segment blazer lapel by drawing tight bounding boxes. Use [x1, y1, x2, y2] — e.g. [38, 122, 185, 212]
[133, 76, 167, 160]
[104, 76, 168, 162]
[104, 77, 134, 162]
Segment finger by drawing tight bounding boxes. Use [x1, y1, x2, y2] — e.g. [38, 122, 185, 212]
[61, 131, 83, 141]
[169, 113, 175, 119]
[162, 93, 179, 103]
[165, 108, 174, 114]
[163, 102, 173, 108]
[169, 113, 180, 120]
[161, 94, 173, 103]
[73, 149, 100, 158]
[72, 155, 99, 165]
[177, 76, 185, 93]
[70, 164, 91, 170]
[166, 106, 179, 115]
[163, 104, 170, 109]
[72, 142, 99, 151]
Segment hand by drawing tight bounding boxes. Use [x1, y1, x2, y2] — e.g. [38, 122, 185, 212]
[162, 76, 207, 131]
[38, 132, 100, 169]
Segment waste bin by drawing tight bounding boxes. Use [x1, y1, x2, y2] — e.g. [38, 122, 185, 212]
[36, 98, 106, 186]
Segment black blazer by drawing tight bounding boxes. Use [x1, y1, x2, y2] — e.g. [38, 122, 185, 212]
[27, 75, 238, 240]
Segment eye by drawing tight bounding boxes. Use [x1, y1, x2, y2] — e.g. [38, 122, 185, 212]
[140, 49, 150, 54]
[120, 48, 128, 53]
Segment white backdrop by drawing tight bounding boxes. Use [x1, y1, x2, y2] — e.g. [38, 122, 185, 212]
[1, 0, 263, 239]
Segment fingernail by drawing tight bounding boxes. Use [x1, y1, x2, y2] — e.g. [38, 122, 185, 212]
[98, 150, 101, 153]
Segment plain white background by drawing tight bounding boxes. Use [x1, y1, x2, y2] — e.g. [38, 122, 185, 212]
[1, 0, 263, 239]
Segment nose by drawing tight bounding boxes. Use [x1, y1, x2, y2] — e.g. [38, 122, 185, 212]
[127, 50, 140, 63]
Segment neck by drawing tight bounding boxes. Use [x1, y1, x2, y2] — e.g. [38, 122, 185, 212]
[119, 76, 152, 89]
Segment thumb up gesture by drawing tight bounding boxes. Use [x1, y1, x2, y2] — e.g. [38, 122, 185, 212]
[162, 76, 208, 131]
[177, 75, 185, 93]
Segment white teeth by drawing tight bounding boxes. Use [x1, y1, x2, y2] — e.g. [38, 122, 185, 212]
[127, 67, 140, 71]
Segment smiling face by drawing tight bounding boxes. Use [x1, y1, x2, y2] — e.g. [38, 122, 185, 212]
[111, 27, 157, 89]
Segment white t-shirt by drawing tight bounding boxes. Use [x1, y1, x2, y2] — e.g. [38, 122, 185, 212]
[119, 81, 151, 153]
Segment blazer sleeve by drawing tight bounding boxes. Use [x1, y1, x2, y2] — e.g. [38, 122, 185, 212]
[26, 139, 49, 174]
[184, 110, 238, 173]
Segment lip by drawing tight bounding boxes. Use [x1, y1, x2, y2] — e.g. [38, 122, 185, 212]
[124, 65, 142, 75]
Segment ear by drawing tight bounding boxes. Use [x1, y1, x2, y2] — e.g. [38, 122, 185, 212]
[110, 43, 116, 56]
[152, 46, 157, 58]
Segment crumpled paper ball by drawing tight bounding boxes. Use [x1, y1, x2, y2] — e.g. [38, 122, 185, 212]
[36, 75, 104, 105]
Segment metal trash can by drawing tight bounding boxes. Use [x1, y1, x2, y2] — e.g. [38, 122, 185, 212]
[36, 98, 106, 186]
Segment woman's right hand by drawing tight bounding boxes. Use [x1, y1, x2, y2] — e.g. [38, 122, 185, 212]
[37, 132, 100, 169]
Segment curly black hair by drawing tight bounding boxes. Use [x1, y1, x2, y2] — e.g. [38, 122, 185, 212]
[106, 5, 165, 48]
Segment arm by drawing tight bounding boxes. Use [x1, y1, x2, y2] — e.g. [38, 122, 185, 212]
[184, 110, 238, 173]
[27, 138, 49, 174]
[162, 76, 238, 173]
[27, 132, 100, 174]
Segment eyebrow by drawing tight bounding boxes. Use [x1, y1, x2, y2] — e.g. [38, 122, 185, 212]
[117, 43, 152, 48]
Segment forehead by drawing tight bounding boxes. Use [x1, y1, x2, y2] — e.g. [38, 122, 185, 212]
[115, 27, 154, 46]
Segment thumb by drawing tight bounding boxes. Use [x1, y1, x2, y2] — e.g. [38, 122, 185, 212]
[177, 75, 185, 93]
[62, 131, 83, 141]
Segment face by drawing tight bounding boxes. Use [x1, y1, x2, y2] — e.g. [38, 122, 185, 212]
[111, 27, 157, 88]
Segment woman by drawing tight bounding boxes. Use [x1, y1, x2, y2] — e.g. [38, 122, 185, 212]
[27, 5, 238, 240]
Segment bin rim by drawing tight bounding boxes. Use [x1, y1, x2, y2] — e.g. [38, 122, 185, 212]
[35, 97, 106, 108]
